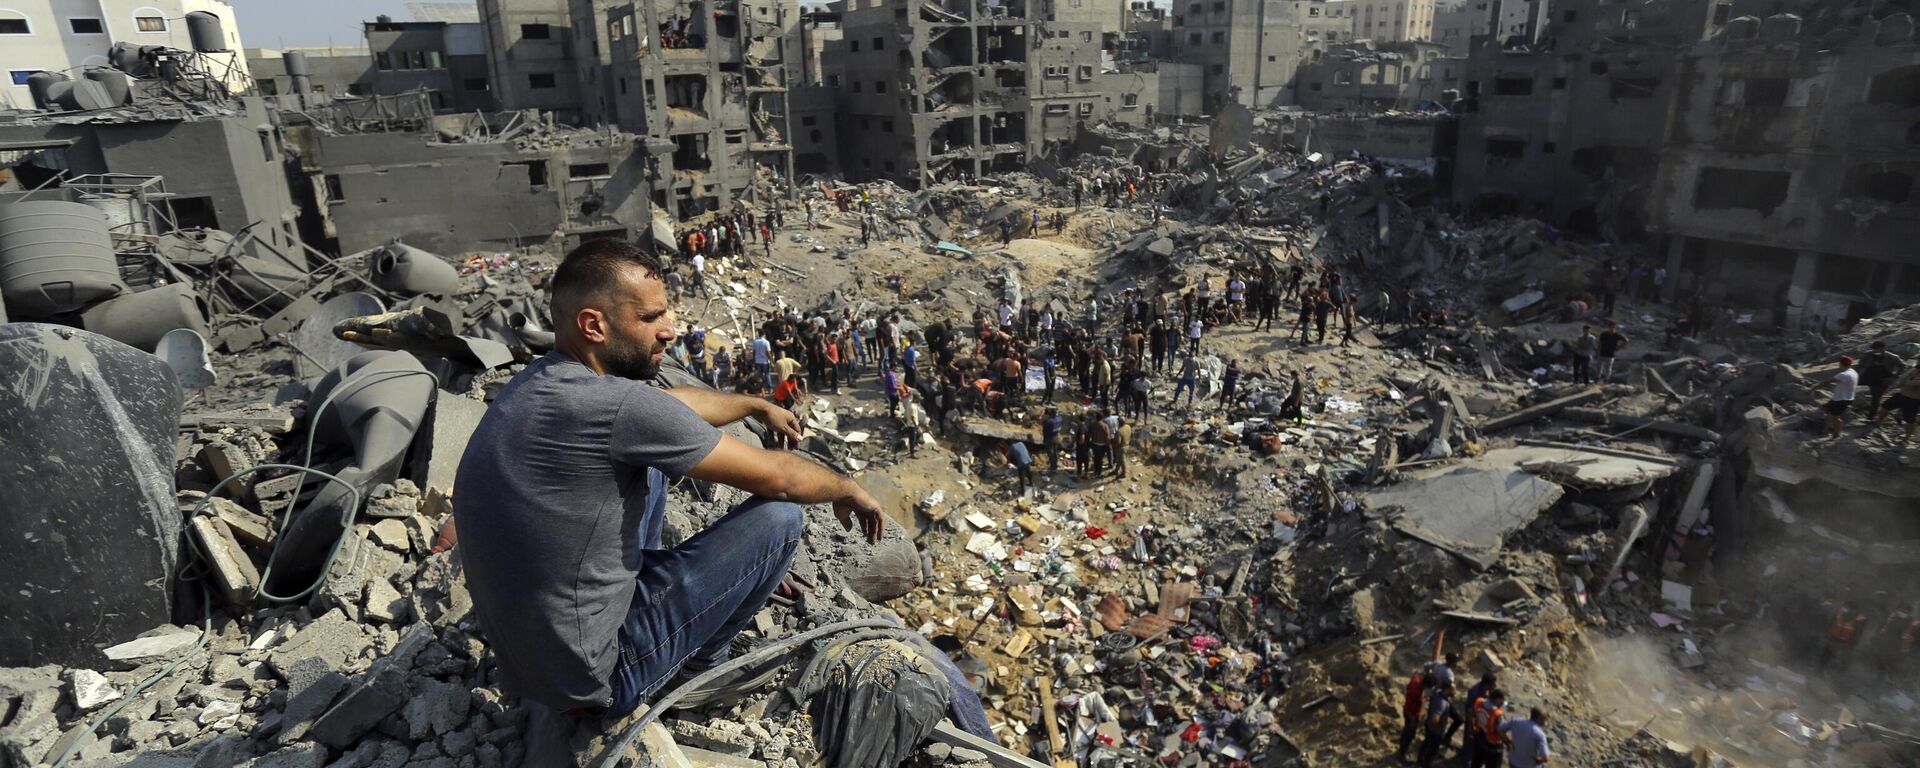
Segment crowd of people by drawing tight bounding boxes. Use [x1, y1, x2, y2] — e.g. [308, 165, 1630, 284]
[1396, 655, 1553, 767]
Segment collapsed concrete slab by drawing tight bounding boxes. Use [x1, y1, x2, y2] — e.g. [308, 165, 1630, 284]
[1367, 458, 1566, 565]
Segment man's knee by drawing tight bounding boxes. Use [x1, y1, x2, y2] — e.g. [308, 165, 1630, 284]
[737, 498, 805, 546]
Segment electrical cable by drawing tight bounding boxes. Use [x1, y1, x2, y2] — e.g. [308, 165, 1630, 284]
[45, 585, 211, 768]
[590, 618, 899, 768]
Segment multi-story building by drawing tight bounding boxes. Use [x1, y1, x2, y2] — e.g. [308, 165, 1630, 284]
[246, 46, 377, 104]
[1449, 0, 1716, 230]
[361, 17, 498, 112]
[1293, 40, 1459, 111]
[479, 0, 583, 118]
[603, 0, 799, 218]
[1649, 14, 1920, 325]
[245, 18, 495, 114]
[0, 0, 249, 109]
[1352, 0, 1435, 42]
[1431, 1, 1476, 54]
[831, 0, 1037, 185]
[1169, 0, 1350, 110]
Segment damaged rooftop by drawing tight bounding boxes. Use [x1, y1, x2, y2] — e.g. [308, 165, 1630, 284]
[2, 0, 1920, 767]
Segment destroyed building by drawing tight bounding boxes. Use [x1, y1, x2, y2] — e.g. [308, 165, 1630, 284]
[1167, 0, 1351, 110]
[1291, 39, 1461, 111]
[478, 0, 586, 119]
[604, 0, 799, 216]
[1649, 12, 1920, 324]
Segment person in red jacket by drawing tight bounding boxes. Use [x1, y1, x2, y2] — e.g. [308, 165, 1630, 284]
[1395, 668, 1432, 762]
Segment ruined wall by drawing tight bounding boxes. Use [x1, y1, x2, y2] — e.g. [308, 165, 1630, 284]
[1651, 15, 1920, 321]
[480, 0, 583, 119]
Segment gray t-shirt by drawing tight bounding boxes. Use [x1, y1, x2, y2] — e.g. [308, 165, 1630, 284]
[454, 353, 721, 709]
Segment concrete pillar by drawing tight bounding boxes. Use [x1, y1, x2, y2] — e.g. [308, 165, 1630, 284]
[1661, 235, 1684, 303]
[1785, 250, 1818, 329]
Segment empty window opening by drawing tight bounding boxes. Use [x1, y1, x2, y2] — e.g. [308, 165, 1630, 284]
[1485, 137, 1525, 160]
[1694, 167, 1791, 214]
[1868, 66, 1920, 107]
[569, 162, 611, 179]
[323, 174, 345, 203]
[1493, 75, 1532, 95]
[504, 160, 548, 187]
[69, 18, 105, 34]
[1845, 168, 1915, 204]
[530, 72, 557, 89]
[522, 23, 552, 39]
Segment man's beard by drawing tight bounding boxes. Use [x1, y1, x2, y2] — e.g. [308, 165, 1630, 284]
[602, 325, 663, 380]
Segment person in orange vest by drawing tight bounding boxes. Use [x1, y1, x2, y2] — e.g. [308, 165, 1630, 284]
[1903, 617, 1920, 667]
[1470, 688, 1508, 768]
[1457, 672, 1497, 765]
[1821, 605, 1870, 671]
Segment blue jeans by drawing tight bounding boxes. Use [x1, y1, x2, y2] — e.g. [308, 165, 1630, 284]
[606, 468, 803, 715]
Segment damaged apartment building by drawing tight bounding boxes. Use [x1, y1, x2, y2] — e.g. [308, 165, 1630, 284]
[602, 0, 801, 217]
[830, 0, 1160, 186]
[1450, 0, 1920, 326]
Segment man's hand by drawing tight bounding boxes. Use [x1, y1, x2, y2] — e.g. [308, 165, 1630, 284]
[833, 483, 887, 544]
[754, 401, 804, 446]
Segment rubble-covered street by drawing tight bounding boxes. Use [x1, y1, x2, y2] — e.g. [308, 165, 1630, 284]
[4, 6, 1920, 765]
[6, 112, 1920, 768]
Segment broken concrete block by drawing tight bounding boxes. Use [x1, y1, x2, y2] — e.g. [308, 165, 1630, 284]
[64, 668, 121, 711]
[245, 743, 328, 768]
[267, 611, 370, 676]
[363, 579, 409, 624]
[641, 722, 698, 768]
[370, 519, 412, 553]
[421, 391, 489, 496]
[190, 515, 261, 606]
[403, 680, 473, 740]
[102, 629, 201, 669]
[306, 663, 412, 749]
[209, 496, 274, 547]
[680, 745, 766, 768]
[273, 669, 347, 745]
[410, 551, 472, 628]
[669, 720, 756, 756]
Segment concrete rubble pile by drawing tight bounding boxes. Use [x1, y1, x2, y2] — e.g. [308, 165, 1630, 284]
[0, 230, 1013, 768]
[6, 104, 1920, 768]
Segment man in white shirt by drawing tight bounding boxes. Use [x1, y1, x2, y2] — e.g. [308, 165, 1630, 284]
[1825, 354, 1859, 437]
[691, 252, 709, 297]
[1499, 708, 1552, 767]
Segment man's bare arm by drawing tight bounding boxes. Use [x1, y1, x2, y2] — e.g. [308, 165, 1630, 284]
[665, 387, 803, 443]
[686, 434, 884, 541]
[665, 387, 765, 426]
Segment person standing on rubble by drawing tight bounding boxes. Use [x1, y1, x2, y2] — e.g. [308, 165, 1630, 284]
[1087, 414, 1112, 477]
[1294, 290, 1316, 346]
[751, 331, 774, 392]
[1870, 365, 1920, 444]
[1219, 359, 1240, 414]
[1572, 325, 1597, 384]
[1042, 407, 1064, 472]
[1822, 603, 1870, 670]
[1470, 689, 1508, 768]
[1004, 439, 1035, 493]
[1313, 288, 1334, 345]
[1169, 354, 1199, 410]
[1459, 673, 1498, 764]
[1417, 680, 1462, 767]
[1187, 314, 1205, 356]
[1596, 321, 1627, 383]
[1500, 708, 1552, 768]
[1823, 355, 1861, 438]
[452, 240, 886, 721]
[1110, 414, 1132, 479]
[1093, 350, 1114, 410]
[901, 389, 926, 457]
[1860, 341, 1907, 420]
[1396, 667, 1432, 763]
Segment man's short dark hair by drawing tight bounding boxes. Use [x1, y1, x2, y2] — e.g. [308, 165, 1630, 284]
[550, 239, 666, 320]
[1531, 707, 1547, 723]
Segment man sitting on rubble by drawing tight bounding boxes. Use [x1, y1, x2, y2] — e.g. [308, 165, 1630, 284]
[453, 240, 887, 719]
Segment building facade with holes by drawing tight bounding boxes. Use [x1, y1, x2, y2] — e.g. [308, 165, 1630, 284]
[0, 0, 248, 109]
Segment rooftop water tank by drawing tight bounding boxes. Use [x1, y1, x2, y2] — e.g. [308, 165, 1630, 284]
[0, 201, 129, 318]
[84, 67, 132, 106]
[185, 11, 227, 53]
